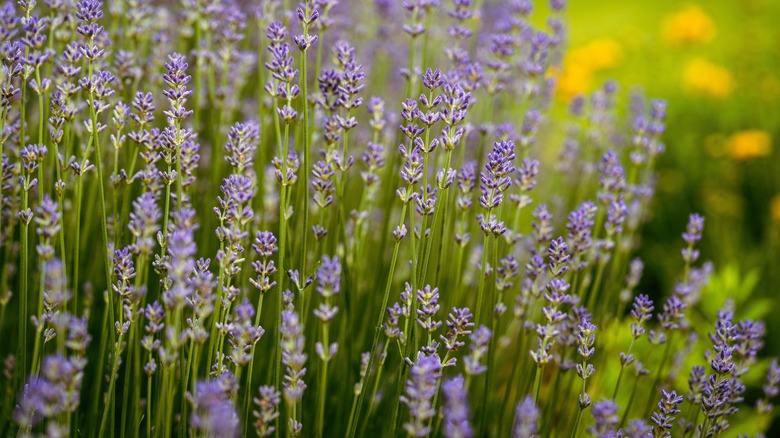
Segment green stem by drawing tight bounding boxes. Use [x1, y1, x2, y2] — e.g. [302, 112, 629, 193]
[474, 225, 491, 326]
[533, 364, 543, 404]
[243, 293, 264, 433]
[18, 186, 29, 380]
[275, 121, 291, 393]
[300, 15, 311, 282]
[349, 203, 408, 438]
[619, 375, 642, 430]
[569, 408, 584, 438]
[317, 322, 330, 437]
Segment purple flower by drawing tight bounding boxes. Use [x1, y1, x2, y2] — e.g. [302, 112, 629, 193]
[479, 140, 516, 210]
[187, 379, 240, 437]
[512, 396, 539, 438]
[523, 31, 550, 78]
[224, 122, 260, 174]
[128, 192, 161, 256]
[75, 0, 104, 42]
[566, 201, 596, 268]
[547, 237, 570, 277]
[757, 358, 780, 414]
[650, 389, 683, 436]
[253, 385, 281, 437]
[587, 400, 620, 438]
[456, 161, 476, 212]
[630, 294, 654, 338]
[253, 231, 278, 258]
[14, 354, 82, 429]
[550, 0, 567, 12]
[401, 353, 442, 437]
[681, 213, 704, 265]
[658, 295, 686, 331]
[400, 143, 424, 186]
[463, 325, 491, 376]
[597, 151, 626, 206]
[575, 318, 596, 377]
[34, 195, 61, 259]
[733, 319, 764, 370]
[361, 141, 385, 186]
[531, 204, 553, 247]
[163, 208, 198, 310]
[367, 96, 387, 132]
[519, 109, 542, 148]
[312, 160, 336, 208]
[442, 374, 473, 438]
[314, 255, 341, 330]
[624, 419, 652, 438]
[228, 299, 265, 367]
[439, 307, 473, 355]
[280, 310, 307, 403]
[416, 285, 441, 335]
[315, 255, 341, 298]
[162, 53, 193, 122]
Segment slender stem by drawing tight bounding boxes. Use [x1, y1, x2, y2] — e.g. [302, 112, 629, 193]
[474, 227, 490, 326]
[146, 373, 152, 438]
[349, 203, 408, 438]
[613, 338, 636, 399]
[275, 122, 291, 393]
[317, 321, 330, 437]
[533, 364, 543, 404]
[18, 186, 29, 378]
[346, 386, 360, 438]
[619, 375, 641, 429]
[300, 10, 311, 281]
[366, 344, 386, 420]
[35, 68, 45, 204]
[99, 334, 125, 436]
[120, 322, 139, 438]
[242, 292, 264, 432]
[569, 408, 584, 438]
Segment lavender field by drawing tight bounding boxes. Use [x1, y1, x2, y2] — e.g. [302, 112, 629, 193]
[0, 0, 777, 436]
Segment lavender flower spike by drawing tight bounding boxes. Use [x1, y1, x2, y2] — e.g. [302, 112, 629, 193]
[513, 396, 540, 438]
[401, 352, 443, 437]
[650, 389, 683, 437]
[443, 374, 473, 438]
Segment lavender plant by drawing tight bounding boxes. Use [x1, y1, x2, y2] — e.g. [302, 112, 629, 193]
[0, 0, 776, 437]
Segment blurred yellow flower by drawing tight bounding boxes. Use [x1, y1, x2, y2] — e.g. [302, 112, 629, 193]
[771, 195, 780, 222]
[682, 58, 733, 98]
[727, 130, 772, 160]
[662, 4, 716, 45]
[557, 38, 623, 98]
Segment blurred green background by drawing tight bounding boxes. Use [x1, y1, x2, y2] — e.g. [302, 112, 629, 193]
[549, 0, 780, 354]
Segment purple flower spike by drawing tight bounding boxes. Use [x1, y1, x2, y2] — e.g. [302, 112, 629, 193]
[253, 385, 281, 437]
[443, 374, 473, 438]
[187, 379, 240, 437]
[650, 389, 683, 437]
[463, 325, 491, 376]
[587, 400, 621, 438]
[479, 140, 516, 211]
[401, 352, 442, 437]
[681, 213, 704, 264]
[513, 396, 539, 438]
[280, 310, 307, 403]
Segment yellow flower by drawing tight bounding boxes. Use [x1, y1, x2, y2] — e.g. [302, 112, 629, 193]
[557, 38, 623, 99]
[662, 4, 716, 45]
[771, 195, 780, 222]
[682, 57, 733, 98]
[569, 39, 624, 71]
[727, 130, 772, 161]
